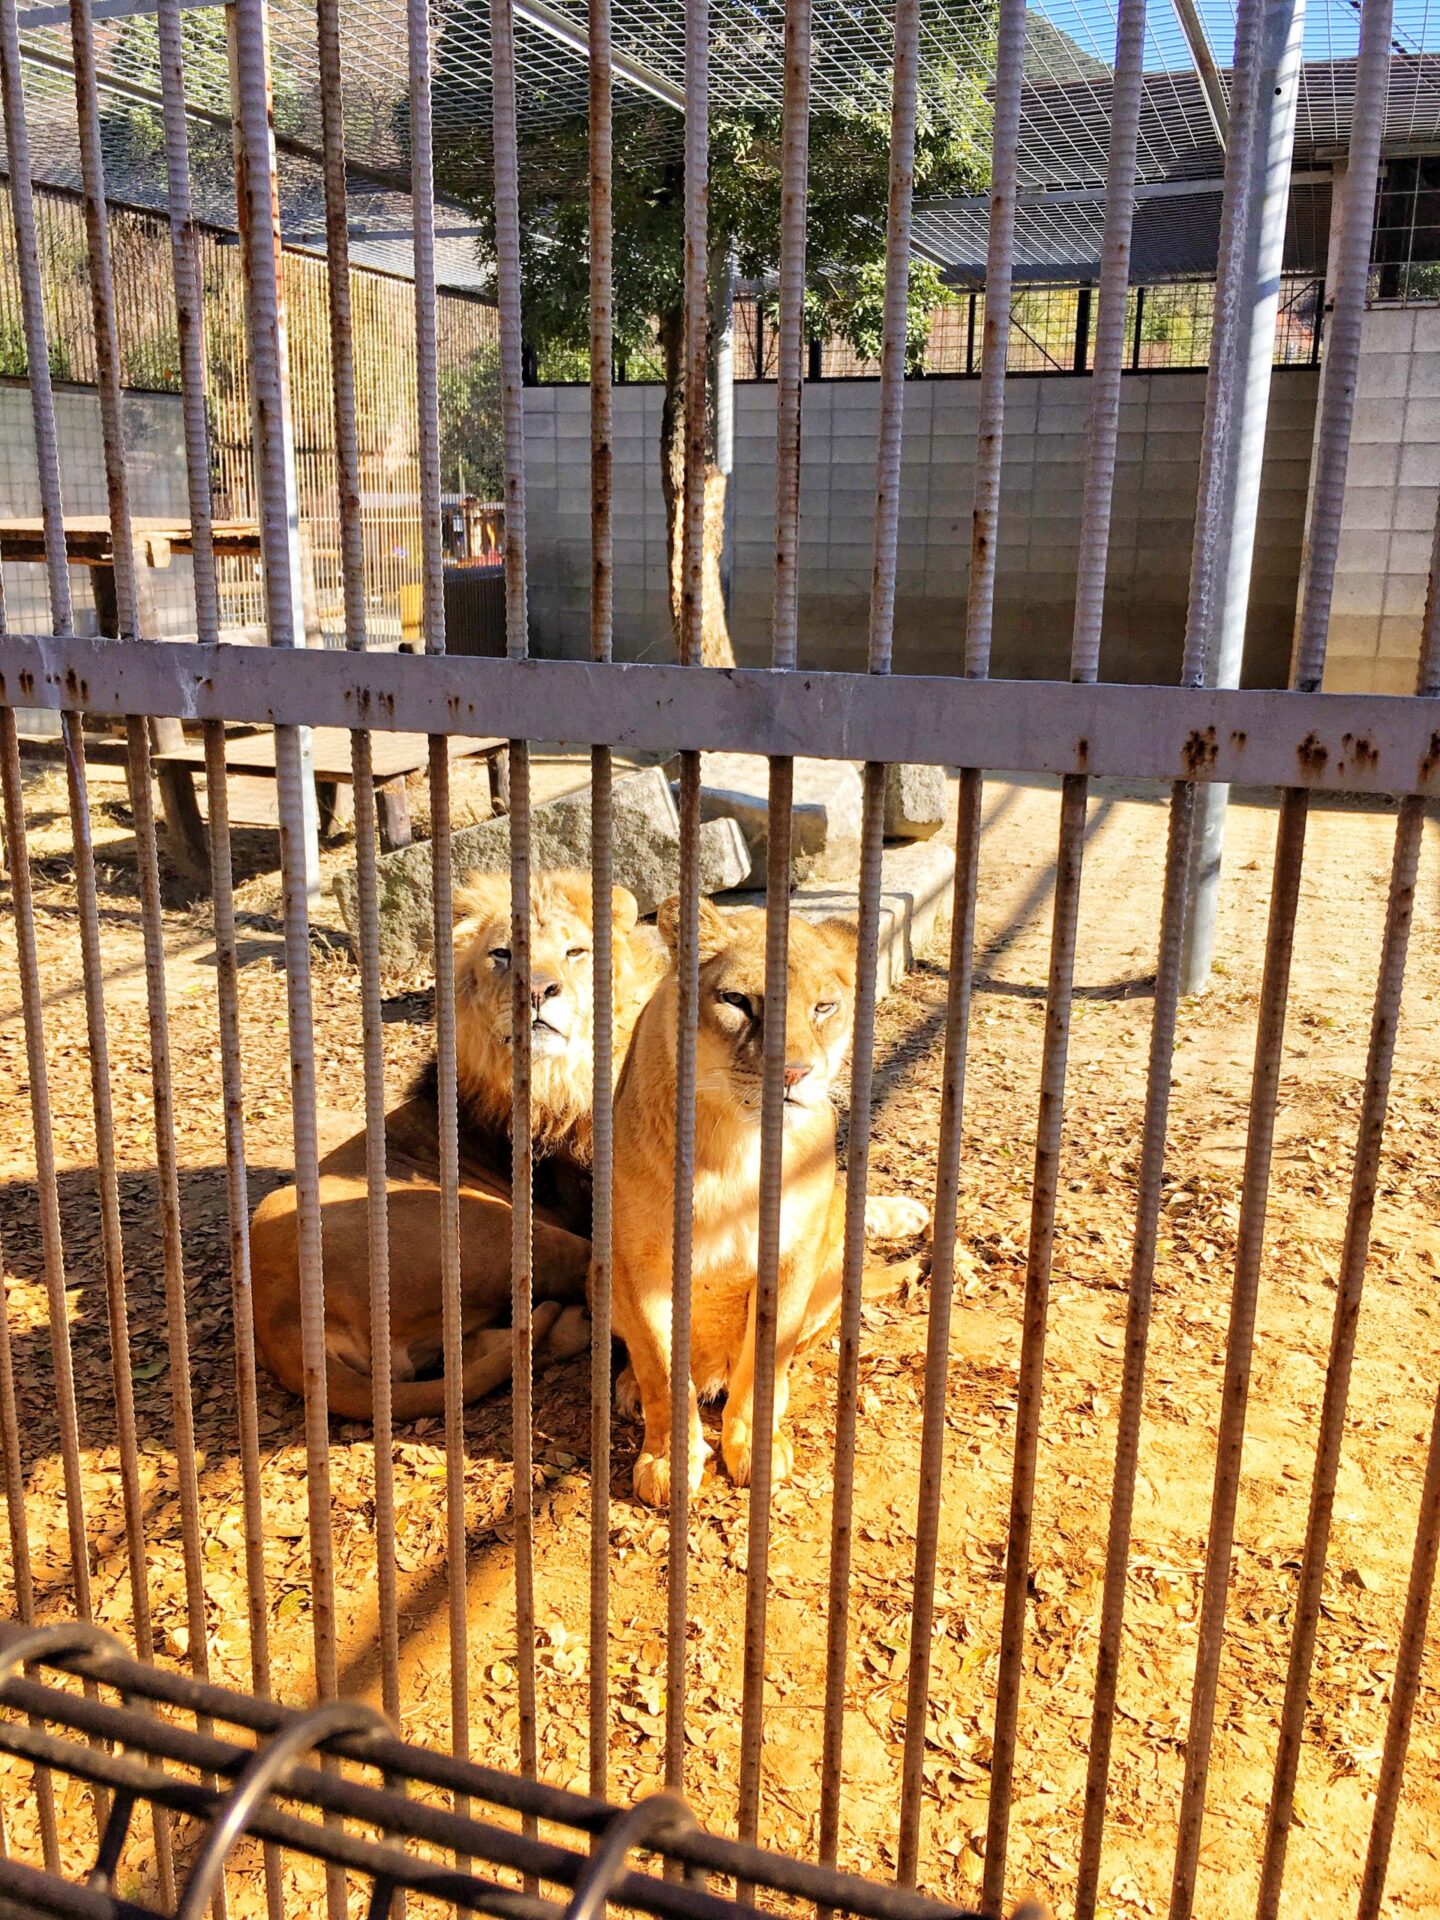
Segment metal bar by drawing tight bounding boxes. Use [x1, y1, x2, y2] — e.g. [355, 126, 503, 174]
[1167, 790, 1304, 1919]
[153, 3, 279, 1906]
[587, 0, 615, 1804]
[897, 0, 1024, 1885]
[1073, 778, 1196, 1920]
[488, 0, 540, 1830]
[1253, 4, 1396, 1909]
[1177, 0, 1307, 994]
[225, 13, 342, 1896]
[0, 1224, 62, 1871]
[1170, 0, 1231, 146]
[513, 0, 684, 109]
[812, 0, 918, 1886]
[0, 0, 73, 635]
[663, 0, 709, 1807]
[982, 4, 1146, 1900]
[6, 639, 1440, 795]
[60, 717, 178, 1907]
[0, 1631, 987, 1920]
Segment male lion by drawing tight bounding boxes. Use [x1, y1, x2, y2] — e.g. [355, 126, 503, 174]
[610, 896, 929, 1506]
[251, 868, 670, 1422]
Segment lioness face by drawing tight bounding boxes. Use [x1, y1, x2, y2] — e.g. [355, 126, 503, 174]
[454, 869, 635, 1062]
[661, 898, 858, 1122]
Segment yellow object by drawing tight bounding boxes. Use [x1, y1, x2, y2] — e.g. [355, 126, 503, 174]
[399, 580, 424, 644]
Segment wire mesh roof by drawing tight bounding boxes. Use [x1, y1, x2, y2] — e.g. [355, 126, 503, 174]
[3, 0, 1440, 290]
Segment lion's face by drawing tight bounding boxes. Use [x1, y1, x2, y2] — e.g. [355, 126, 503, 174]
[659, 898, 858, 1125]
[452, 868, 648, 1155]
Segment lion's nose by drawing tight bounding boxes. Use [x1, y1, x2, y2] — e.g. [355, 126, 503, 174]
[530, 971, 562, 1011]
[783, 1062, 812, 1088]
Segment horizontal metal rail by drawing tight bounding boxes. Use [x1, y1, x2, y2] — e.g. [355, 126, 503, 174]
[0, 1628, 984, 1920]
[2, 636, 1438, 796]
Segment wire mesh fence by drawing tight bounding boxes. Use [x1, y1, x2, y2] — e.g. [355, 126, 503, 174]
[0, 1, 1438, 1919]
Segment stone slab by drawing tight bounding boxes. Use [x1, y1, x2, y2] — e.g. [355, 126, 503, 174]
[883, 762, 947, 840]
[719, 837, 956, 1000]
[687, 751, 864, 883]
[333, 767, 751, 974]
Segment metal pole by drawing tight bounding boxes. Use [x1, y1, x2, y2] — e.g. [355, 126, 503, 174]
[1177, 0, 1305, 995]
[712, 245, 736, 615]
[224, 0, 320, 901]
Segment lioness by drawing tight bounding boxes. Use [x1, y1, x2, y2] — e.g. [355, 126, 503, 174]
[251, 868, 670, 1421]
[610, 896, 929, 1506]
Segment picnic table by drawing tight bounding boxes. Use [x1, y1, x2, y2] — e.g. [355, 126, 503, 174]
[1, 516, 507, 874]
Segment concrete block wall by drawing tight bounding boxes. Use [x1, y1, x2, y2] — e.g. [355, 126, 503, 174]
[524, 369, 1321, 685]
[1326, 306, 1440, 693]
[0, 381, 195, 637]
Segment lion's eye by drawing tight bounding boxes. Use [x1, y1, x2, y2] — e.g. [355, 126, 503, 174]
[489, 947, 511, 967]
[566, 946, 590, 960]
[814, 1000, 838, 1020]
[720, 990, 757, 1019]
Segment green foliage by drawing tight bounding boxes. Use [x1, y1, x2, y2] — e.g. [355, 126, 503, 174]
[433, 1, 995, 366]
[439, 346, 504, 496]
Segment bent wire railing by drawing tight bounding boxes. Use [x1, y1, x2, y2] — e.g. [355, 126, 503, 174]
[0, 0, 1437, 1912]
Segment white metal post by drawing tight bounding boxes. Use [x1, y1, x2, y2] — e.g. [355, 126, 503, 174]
[1178, 0, 1306, 994]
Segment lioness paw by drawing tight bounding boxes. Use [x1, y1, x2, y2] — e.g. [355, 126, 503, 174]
[633, 1443, 706, 1507]
[722, 1423, 794, 1490]
[614, 1364, 642, 1421]
[865, 1194, 931, 1241]
[541, 1304, 590, 1360]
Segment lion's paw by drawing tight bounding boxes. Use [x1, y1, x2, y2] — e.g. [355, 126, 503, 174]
[722, 1423, 794, 1490]
[633, 1441, 707, 1508]
[614, 1364, 642, 1421]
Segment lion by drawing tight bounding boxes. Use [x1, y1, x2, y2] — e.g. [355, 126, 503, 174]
[250, 868, 671, 1422]
[609, 895, 929, 1506]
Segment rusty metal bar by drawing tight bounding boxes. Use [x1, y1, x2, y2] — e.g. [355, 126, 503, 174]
[811, 0, 918, 1886]
[0, 0, 73, 636]
[1253, 1, 1395, 1909]
[5, 640, 1439, 798]
[587, 0, 615, 1803]
[662, 0, 709, 1806]
[1168, 3, 1382, 1908]
[60, 721, 178, 1908]
[897, 0, 1025, 1886]
[67, 8, 227, 1907]
[981, 0, 1148, 1906]
[225, 28, 341, 1920]
[0, 1221, 62, 1873]
[152, 6, 279, 1909]
[487, 0, 540, 1821]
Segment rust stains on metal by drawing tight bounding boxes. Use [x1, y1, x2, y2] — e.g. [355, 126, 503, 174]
[18, 669, 35, 700]
[1421, 729, 1440, 781]
[1296, 731, 1329, 776]
[1182, 726, 1218, 775]
[1230, 729, 1248, 751]
[1075, 736, 1090, 770]
[1342, 732, 1379, 776]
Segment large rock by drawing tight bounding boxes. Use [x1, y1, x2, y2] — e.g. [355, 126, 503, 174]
[719, 838, 956, 1001]
[883, 763, 947, 841]
[333, 767, 750, 974]
[689, 752, 863, 884]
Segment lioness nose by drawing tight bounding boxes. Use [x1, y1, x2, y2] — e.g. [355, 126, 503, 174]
[783, 1062, 812, 1088]
[530, 971, 562, 1009]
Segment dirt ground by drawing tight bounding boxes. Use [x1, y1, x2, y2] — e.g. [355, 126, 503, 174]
[0, 747, 1438, 1919]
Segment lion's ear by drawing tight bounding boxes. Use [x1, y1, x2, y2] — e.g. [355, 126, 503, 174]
[455, 869, 509, 926]
[611, 886, 639, 934]
[815, 915, 859, 987]
[655, 894, 730, 958]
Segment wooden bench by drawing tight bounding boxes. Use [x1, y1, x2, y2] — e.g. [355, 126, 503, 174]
[150, 726, 510, 851]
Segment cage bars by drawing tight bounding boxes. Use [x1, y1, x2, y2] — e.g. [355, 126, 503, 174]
[896, 0, 1026, 1888]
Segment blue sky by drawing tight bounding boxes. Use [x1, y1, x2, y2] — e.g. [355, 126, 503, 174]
[1029, 0, 1440, 76]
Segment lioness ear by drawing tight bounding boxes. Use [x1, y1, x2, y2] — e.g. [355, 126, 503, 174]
[655, 893, 730, 957]
[611, 886, 639, 934]
[816, 915, 859, 985]
[454, 869, 509, 926]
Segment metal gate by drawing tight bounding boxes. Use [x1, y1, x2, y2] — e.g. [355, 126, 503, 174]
[0, 0, 1437, 1913]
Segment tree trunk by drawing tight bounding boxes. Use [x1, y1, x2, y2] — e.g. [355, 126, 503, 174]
[659, 307, 735, 667]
